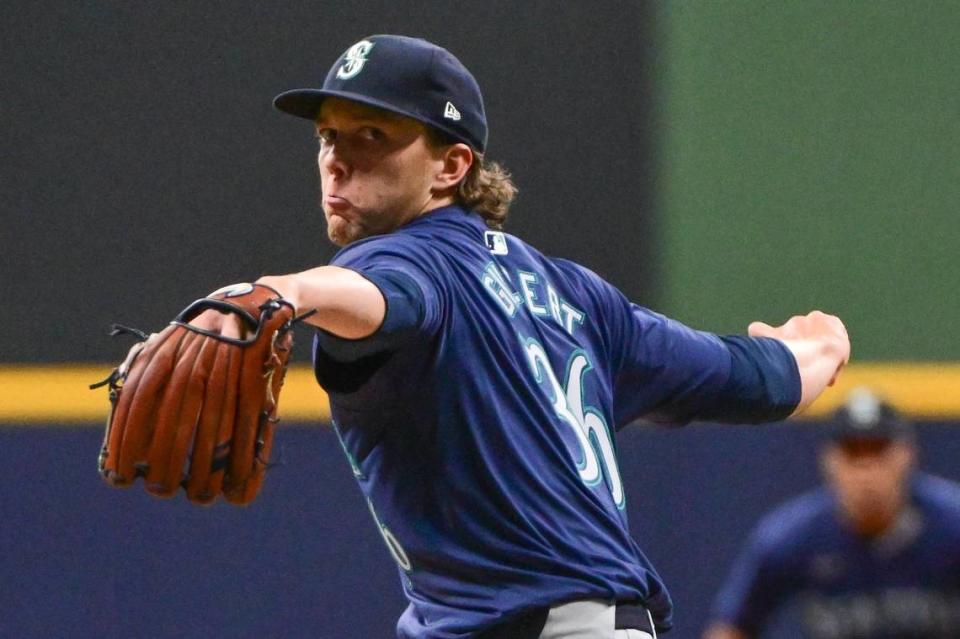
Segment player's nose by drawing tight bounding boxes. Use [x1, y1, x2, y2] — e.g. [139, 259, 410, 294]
[318, 145, 350, 180]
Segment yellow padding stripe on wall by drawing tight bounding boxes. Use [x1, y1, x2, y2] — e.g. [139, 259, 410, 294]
[798, 363, 960, 419]
[0, 363, 957, 424]
[0, 364, 330, 424]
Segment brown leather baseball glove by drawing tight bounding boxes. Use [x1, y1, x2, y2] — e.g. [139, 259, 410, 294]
[92, 283, 300, 505]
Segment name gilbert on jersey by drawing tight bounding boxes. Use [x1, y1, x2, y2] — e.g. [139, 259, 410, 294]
[480, 262, 586, 335]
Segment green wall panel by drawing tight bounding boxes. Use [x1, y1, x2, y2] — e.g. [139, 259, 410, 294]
[658, 2, 959, 360]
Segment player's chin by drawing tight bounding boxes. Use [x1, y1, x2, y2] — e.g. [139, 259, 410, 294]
[326, 216, 367, 247]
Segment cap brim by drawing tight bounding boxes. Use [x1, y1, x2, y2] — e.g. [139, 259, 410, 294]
[274, 88, 422, 124]
[272, 88, 479, 150]
[830, 431, 897, 443]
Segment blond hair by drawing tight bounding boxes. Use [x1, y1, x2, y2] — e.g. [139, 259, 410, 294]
[456, 153, 517, 229]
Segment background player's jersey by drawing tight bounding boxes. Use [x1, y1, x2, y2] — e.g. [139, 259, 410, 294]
[313, 206, 798, 639]
[710, 473, 960, 639]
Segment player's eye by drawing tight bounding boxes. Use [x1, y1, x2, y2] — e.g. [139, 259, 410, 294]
[357, 126, 386, 142]
[315, 129, 336, 145]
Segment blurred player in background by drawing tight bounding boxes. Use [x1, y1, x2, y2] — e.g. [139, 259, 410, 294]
[704, 388, 960, 639]
[198, 35, 850, 638]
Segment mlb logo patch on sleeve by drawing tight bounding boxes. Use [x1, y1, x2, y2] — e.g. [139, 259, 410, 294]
[485, 231, 509, 255]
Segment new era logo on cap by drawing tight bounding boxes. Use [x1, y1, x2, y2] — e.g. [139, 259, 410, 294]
[444, 101, 462, 121]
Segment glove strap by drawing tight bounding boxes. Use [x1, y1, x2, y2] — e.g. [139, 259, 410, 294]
[172, 284, 297, 346]
[89, 324, 151, 389]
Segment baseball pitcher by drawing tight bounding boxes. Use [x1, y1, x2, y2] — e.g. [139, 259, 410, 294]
[96, 35, 850, 639]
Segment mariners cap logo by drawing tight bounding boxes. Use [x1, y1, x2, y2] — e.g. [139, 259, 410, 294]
[336, 40, 375, 80]
[847, 387, 882, 429]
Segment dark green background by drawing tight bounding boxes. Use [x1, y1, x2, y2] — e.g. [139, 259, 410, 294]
[658, 2, 959, 361]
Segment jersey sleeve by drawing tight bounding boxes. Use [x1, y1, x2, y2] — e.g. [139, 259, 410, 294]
[595, 281, 800, 426]
[710, 528, 788, 636]
[315, 235, 444, 362]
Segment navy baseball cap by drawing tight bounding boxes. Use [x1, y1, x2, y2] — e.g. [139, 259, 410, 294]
[827, 388, 913, 442]
[274, 35, 488, 153]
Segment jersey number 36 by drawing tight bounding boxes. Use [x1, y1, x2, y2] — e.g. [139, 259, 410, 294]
[523, 340, 625, 509]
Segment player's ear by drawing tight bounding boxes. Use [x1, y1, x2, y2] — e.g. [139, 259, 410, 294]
[893, 441, 916, 474]
[819, 446, 838, 481]
[432, 143, 473, 192]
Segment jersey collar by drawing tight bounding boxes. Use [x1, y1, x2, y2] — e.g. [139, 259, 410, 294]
[402, 204, 486, 231]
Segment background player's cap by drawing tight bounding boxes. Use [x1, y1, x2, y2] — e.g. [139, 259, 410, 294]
[828, 387, 914, 442]
[274, 34, 488, 153]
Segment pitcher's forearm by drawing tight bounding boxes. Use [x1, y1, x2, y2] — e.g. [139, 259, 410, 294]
[257, 266, 386, 339]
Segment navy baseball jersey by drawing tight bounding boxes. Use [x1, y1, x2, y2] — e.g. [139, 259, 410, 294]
[312, 205, 800, 639]
[711, 473, 960, 638]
